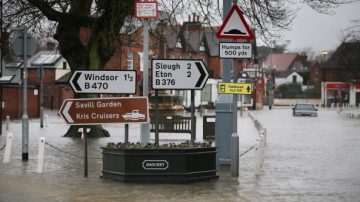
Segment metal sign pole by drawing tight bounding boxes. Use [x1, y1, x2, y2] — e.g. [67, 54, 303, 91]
[155, 90, 159, 145]
[83, 126, 88, 177]
[191, 90, 195, 144]
[40, 66, 44, 128]
[22, 29, 29, 161]
[140, 19, 150, 144]
[231, 62, 239, 177]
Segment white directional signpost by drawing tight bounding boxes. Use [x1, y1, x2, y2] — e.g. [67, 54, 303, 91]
[151, 59, 209, 90]
[69, 70, 136, 94]
[151, 59, 209, 144]
[64, 69, 137, 177]
[59, 97, 149, 125]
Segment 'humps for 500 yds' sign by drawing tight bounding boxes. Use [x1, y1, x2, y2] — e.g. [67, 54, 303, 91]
[219, 42, 252, 59]
[151, 59, 209, 90]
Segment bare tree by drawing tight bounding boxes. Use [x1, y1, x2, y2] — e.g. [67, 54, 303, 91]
[1, 0, 358, 137]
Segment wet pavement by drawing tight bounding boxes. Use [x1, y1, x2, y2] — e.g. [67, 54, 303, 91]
[1, 107, 360, 201]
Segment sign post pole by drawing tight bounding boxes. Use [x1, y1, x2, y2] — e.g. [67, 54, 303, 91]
[191, 90, 195, 144]
[231, 58, 239, 177]
[135, 0, 158, 144]
[140, 19, 150, 144]
[83, 126, 88, 177]
[22, 29, 29, 161]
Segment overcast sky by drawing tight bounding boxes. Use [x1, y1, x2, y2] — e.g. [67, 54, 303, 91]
[282, 1, 360, 54]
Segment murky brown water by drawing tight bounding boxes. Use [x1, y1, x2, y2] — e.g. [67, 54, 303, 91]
[1, 108, 360, 201]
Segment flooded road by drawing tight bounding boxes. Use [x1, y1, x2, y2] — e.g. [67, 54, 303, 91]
[1, 108, 360, 201]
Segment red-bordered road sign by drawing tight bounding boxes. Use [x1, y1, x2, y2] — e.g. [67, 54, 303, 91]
[59, 97, 149, 125]
[216, 5, 254, 40]
[135, 1, 158, 19]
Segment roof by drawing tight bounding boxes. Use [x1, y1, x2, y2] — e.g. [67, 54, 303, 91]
[55, 72, 71, 85]
[203, 32, 220, 56]
[275, 71, 302, 78]
[182, 30, 204, 52]
[323, 42, 360, 69]
[163, 26, 181, 49]
[262, 53, 297, 71]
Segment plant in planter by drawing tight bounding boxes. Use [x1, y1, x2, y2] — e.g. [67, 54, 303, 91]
[101, 141, 218, 183]
[105, 141, 213, 149]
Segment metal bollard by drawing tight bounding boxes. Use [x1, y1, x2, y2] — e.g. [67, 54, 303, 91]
[254, 139, 262, 176]
[3, 132, 13, 163]
[5, 116, 10, 131]
[264, 128, 267, 146]
[37, 137, 46, 173]
[79, 128, 91, 139]
[44, 114, 49, 127]
[261, 129, 267, 146]
[230, 133, 239, 177]
[260, 134, 265, 157]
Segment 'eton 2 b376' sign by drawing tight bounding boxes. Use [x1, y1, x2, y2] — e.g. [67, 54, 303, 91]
[151, 59, 209, 90]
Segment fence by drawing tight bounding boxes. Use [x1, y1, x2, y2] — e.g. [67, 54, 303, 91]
[248, 112, 267, 176]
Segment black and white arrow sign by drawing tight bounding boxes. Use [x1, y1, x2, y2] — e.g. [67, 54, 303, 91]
[69, 70, 136, 94]
[151, 59, 209, 90]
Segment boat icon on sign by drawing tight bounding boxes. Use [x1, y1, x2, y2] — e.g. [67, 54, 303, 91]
[122, 110, 145, 120]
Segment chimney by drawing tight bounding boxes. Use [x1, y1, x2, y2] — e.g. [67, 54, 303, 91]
[188, 15, 191, 22]
[197, 16, 199, 22]
[192, 13, 196, 22]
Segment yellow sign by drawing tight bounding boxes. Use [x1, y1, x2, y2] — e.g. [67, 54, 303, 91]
[217, 82, 252, 95]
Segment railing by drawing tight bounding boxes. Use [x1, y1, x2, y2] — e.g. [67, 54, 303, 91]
[150, 115, 194, 134]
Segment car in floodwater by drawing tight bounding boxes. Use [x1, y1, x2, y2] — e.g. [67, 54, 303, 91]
[292, 104, 318, 117]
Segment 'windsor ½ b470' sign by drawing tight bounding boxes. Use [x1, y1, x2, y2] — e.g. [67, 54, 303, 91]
[69, 70, 136, 94]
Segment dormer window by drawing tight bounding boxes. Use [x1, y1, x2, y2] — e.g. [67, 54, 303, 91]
[176, 38, 182, 48]
[199, 41, 205, 52]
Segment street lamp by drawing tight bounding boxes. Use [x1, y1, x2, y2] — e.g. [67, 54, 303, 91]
[11, 27, 36, 161]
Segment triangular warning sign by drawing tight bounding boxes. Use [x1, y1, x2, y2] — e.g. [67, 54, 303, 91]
[216, 5, 254, 40]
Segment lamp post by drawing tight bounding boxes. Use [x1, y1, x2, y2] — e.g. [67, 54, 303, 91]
[12, 27, 36, 161]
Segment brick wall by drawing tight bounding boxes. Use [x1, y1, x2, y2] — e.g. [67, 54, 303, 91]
[2, 86, 40, 119]
[27, 68, 59, 109]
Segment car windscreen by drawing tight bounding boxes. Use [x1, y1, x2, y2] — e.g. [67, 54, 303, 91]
[296, 105, 314, 110]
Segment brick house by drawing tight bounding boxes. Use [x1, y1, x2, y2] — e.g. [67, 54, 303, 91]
[321, 42, 360, 106]
[261, 53, 309, 89]
[103, 14, 253, 107]
[55, 13, 257, 109]
[0, 61, 40, 119]
[1, 49, 70, 119]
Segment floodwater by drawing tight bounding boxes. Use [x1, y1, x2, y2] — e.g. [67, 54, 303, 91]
[0, 108, 360, 201]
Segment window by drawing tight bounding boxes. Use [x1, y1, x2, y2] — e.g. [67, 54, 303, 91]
[139, 52, 143, 71]
[201, 84, 212, 102]
[199, 41, 206, 52]
[176, 38, 182, 48]
[292, 75, 297, 83]
[127, 51, 134, 70]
